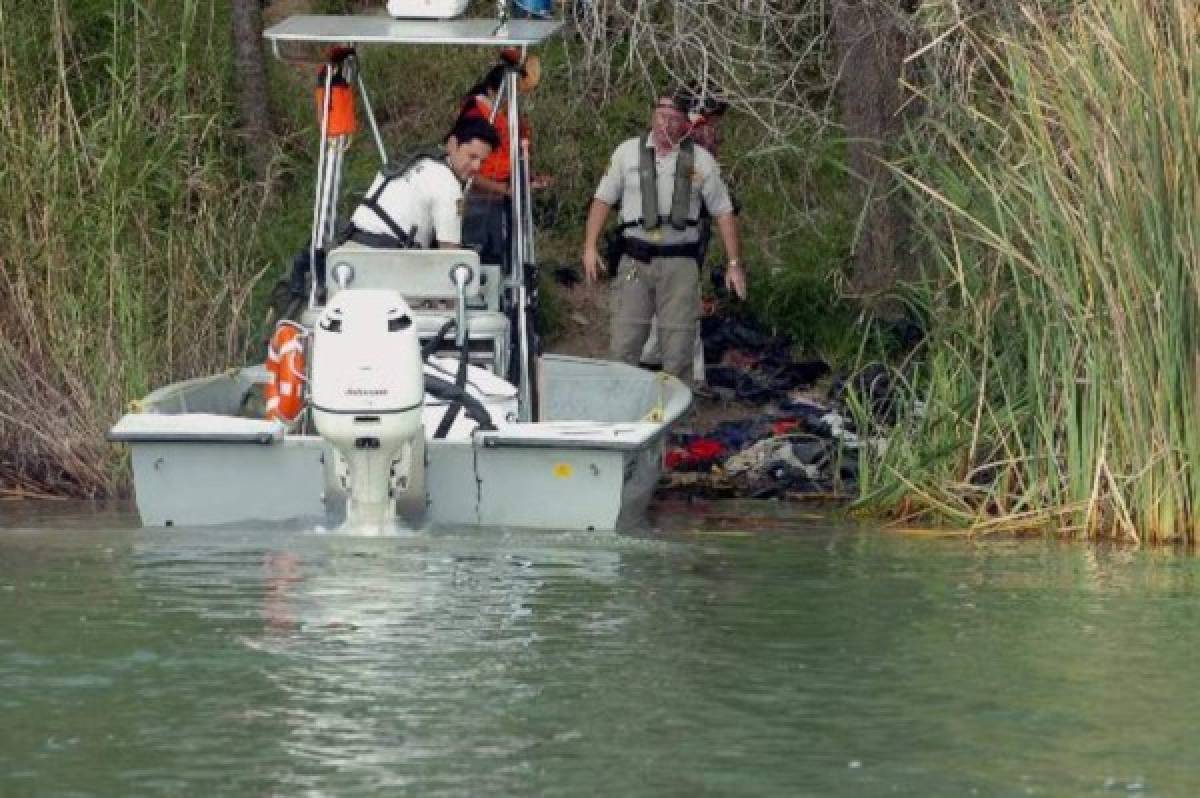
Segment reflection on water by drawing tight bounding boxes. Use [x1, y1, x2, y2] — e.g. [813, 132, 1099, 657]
[2, 500, 1200, 795]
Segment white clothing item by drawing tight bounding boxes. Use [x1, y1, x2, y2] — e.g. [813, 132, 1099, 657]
[350, 158, 463, 248]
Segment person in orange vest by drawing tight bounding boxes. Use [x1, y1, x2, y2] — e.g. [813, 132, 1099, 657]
[456, 51, 546, 271]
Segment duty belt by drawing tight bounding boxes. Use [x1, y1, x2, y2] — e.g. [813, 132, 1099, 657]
[617, 216, 699, 233]
[621, 235, 701, 264]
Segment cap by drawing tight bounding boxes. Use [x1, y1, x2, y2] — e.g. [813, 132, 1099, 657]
[499, 48, 542, 94]
[672, 84, 729, 118]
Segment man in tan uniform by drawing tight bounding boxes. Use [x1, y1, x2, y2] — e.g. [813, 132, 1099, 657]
[582, 96, 746, 384]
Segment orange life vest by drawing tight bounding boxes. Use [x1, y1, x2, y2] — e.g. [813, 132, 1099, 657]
[466, 95, 529, 183]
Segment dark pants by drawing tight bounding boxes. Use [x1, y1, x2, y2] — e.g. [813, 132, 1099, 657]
[462, 193, 511, 272]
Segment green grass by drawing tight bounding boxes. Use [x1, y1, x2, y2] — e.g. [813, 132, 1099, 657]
[0, 1, 281, 496]
[857, 0, 1200, 543]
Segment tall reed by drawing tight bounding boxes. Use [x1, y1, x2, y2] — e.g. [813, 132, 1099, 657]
[860, 0, 1200, 543]
[0, 1, 276, 497]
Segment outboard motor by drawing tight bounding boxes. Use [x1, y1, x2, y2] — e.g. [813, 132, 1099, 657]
[310, 287, 424, 530]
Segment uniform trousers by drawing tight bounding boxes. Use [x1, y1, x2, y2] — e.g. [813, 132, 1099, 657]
[610, 254, 699, 383]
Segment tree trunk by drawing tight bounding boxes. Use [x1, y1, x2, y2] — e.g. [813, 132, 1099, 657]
[231, 0, 272, 182]
[832, 0, 914, 320]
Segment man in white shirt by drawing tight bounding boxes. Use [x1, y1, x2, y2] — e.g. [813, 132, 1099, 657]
[347, 117, 499, 249]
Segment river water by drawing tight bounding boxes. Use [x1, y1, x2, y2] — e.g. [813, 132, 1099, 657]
[1, 500, 1198, 796]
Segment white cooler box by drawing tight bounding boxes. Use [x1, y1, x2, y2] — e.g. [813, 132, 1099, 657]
[387, 0, 469, 18]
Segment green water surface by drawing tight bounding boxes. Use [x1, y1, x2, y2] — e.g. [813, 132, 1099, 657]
[1, 501, 1197, 796]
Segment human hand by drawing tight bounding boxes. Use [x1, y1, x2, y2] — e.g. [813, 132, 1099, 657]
[725, 260, 748, 300]
[582, 246, 601, 283]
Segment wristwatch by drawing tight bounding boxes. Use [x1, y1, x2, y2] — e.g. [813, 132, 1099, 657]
[727, 259, 743, 269]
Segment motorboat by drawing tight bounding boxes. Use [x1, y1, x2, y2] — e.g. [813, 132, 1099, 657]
[108, 10, 691, 532]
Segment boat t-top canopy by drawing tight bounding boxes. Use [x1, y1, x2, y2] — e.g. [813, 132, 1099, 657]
[264, 12, 561, 422]
[263, 15, 562, 54]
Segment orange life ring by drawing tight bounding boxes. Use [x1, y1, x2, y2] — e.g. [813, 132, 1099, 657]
[265, 321, 307, 424]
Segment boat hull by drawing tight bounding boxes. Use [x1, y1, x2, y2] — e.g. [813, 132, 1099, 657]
[110, 355, 689, 531]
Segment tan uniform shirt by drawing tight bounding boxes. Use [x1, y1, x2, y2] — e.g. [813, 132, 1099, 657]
[593, 135, 733, 247]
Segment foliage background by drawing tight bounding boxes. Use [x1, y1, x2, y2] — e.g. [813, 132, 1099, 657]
[4, 0, 1196, 546]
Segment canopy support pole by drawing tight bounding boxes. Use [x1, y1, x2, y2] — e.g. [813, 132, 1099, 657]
[506, 64, 537, 421]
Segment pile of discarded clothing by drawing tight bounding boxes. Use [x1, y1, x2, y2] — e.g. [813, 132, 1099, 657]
[699, 313, 831, 403]
[661, 315, 896, 501]
[662, 396, 877, 500]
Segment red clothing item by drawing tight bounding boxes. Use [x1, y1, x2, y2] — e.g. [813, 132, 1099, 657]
[665, 438, 727, 471]
[461, 94, 529, 183]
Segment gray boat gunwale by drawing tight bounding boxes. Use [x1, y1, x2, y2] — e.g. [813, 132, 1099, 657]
[107, 431, 277, 445]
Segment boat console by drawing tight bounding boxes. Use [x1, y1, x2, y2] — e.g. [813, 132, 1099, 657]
[318, 247, 511, 377]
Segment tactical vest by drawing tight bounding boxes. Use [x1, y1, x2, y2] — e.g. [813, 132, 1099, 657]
[608, 137, 704, 265]
[356, 148, 448, 248]
[619, 135, 698, 234]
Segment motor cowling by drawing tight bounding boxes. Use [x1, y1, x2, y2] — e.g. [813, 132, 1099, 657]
[310, 289, 425, 530]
